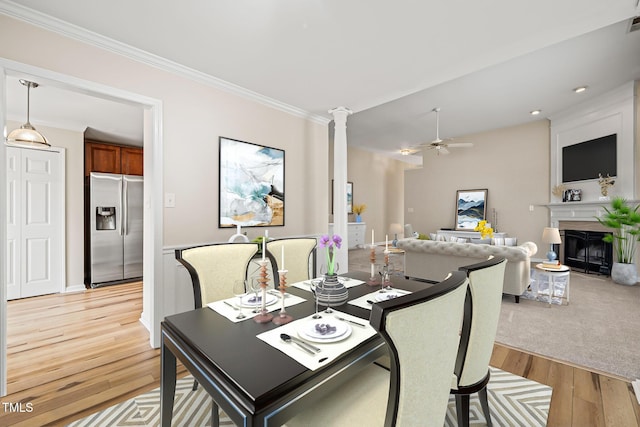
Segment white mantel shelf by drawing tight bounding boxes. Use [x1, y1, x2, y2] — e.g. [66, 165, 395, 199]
[545, 200, 640, 227]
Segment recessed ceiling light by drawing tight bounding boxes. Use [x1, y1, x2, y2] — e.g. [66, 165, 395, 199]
[400, 148, 412, 156]
[530, 110, 542, 116]
[573, 86, 588, 93]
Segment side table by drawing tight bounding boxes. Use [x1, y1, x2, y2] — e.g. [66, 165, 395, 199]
[534, 264, 570, 307]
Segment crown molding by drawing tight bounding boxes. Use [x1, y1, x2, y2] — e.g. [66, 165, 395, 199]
[0, 2, 331, 126]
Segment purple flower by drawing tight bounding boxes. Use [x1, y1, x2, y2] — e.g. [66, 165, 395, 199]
[319, 234, 331, 248]
[332, 235, 342, 249]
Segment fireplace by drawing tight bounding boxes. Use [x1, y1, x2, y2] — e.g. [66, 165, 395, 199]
[562, 230, 612, 275]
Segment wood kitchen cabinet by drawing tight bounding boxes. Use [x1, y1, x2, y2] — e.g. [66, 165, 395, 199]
[85, 140, 143, 176]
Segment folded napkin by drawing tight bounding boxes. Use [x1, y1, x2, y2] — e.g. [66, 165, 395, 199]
[291, 276, 365, 292]
[208, 293, 306, 323]
[348, 288, 412, 310]
[257, 311, 377, 370]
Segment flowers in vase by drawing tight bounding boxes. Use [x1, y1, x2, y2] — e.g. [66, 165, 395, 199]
[319, 234, 342, 275]
[353, 204, 366, 215]
[474, 220, 494, 239]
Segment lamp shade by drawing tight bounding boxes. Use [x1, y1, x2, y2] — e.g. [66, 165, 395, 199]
[542, 227, 562, 244]
[389, 223, 403, 235]
[6, 79, 50, 147]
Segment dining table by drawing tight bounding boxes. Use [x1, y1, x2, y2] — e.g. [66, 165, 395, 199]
[160, 270, 433, 427]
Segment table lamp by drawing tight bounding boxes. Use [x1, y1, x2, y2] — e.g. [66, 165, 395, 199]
[389, 223, 403, 247]
[542, 227, 562, 262]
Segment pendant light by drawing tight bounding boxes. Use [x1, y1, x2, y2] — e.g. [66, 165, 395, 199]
[6, 79, 50, 147]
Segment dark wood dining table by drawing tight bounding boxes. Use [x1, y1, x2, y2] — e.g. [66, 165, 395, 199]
[160, 270, 433, 427]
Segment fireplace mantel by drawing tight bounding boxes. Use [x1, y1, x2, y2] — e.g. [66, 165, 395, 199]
[546, 200, 640, 228]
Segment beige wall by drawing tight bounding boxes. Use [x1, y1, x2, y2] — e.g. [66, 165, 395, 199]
[0, 15, 329, 248]
[404, 120, 550, 253]
[329, 144, 414, 244]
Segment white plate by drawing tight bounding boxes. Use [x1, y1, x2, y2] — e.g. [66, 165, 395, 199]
[375, 292, 403, 302]
[298, 319, 351, 342]
[239, 293, 277, 307]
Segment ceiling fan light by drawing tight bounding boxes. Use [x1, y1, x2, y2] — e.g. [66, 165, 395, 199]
[6, 79, 50, 147]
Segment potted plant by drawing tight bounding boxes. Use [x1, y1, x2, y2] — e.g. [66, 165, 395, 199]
[596, 197, 640, 285]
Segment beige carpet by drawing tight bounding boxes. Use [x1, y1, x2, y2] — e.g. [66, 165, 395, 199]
[496, 270, 640, 380]
[67, 368, 551, 426]
[348, 248, 640, 380]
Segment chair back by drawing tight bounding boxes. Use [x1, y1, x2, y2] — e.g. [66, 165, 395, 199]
[266, 238, 317, 284]
[175, 243, 259, 308]
[455, 257, 507, 388]
[370, 271, 469, 426]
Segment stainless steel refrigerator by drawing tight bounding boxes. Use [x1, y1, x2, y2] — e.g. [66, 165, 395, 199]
[89, 172, 143, 287]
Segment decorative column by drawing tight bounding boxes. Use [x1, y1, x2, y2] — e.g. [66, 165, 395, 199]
[329, 106, 352, 273]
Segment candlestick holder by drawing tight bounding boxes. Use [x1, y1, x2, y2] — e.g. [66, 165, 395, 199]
[253, 260, 273, 323]
[383, 250, 392, 290]
[272, 270, 293, 325]
[367, 244, 379, 285]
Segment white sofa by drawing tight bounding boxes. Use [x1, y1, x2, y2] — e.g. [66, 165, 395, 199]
[397, 238, 537, 302]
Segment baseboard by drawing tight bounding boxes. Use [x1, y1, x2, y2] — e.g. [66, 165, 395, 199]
[64, 284, 87, 293]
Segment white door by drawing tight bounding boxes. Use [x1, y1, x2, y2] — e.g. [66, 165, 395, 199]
[6, 146, 64, 300]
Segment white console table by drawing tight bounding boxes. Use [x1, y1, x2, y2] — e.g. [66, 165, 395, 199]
[437, 229, 507, 240]
[329, 222, 366, 249]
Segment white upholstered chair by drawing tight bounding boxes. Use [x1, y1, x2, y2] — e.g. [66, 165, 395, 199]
[451, 256, 507, 427]
[284, 271, 469, 427]
[175, 242, 259, 309]
[175, 242, 259, 427]
[266, 237, 316, 284]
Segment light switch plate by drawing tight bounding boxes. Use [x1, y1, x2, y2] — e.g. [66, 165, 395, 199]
[165, 193, 176, 208]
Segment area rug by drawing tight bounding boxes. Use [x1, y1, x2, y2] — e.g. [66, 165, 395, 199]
[67, 367, 551, 426]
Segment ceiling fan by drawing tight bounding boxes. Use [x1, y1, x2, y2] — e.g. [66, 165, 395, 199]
[421, 107, 473, 155]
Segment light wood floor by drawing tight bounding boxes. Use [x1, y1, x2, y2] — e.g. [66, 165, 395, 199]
[2, 282, 639, 426]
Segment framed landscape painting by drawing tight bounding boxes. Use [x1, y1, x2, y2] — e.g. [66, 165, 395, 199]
[455, 189, 487, 230]
[218, 137, 285, 228]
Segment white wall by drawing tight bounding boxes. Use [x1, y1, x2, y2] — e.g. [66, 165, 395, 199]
[550, 81, 636, 202]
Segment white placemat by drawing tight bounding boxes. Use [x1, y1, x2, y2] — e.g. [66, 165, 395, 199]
[208, 293, 306, 323]
[256, 311, 377, 370]
[290, 277, 365, 292]
[348, 288, 412, 310]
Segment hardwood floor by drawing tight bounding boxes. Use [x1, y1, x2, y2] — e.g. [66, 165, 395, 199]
[1, 282, 639, 426]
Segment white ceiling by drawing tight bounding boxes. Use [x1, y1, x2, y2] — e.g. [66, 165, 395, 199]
[2, 0, 640, 161]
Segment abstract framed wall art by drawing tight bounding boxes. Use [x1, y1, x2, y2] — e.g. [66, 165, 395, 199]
[218, 137, 285, 227]
[455, 189, 487, 230]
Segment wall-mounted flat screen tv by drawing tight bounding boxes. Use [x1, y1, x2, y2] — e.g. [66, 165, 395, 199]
[562, 134, 616, 183]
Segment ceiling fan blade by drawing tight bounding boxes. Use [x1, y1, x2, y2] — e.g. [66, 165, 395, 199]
[447, 142, 474, 148]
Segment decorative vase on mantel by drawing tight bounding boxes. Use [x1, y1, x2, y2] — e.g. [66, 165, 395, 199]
[316, 274, 349, 307]
[611, 262, 638, 286]
[355, 214, 362, 223]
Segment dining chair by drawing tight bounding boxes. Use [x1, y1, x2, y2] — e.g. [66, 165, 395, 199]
[175, 242, 259, 427]
[266, 237, 317, 284]
[284, 270, 469, 427]
[451, 256, 507, 427]
[175, 242, 259, 309]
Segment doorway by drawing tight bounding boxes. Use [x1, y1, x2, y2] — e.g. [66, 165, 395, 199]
[0, 60, 164, 397]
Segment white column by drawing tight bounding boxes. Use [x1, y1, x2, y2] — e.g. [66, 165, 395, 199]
[329, 106, 352, 274]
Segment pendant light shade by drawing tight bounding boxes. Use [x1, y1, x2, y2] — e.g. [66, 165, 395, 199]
[6, 79, 50, 147]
